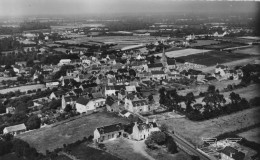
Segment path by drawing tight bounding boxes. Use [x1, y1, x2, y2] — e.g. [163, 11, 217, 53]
[128, 139, 155, 160]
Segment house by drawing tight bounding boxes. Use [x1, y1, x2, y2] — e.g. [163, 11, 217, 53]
[93, 123, 124, 142]
[6, 106, 15, 114]
[13, 65, 22, 73]
[46, 81, 59, 88]
[151, 70, 167, 80]
[75, 97, 93, 114]
[215, 64, 228, 77]
[49, 90, 65, 100]
[125, 98, 149, 113]
[148, 63, 163, 71]
[61, 95, 77, 109]
[119, 110, 132, 118]
[3, 123, 27, 135]
[105, 85, 126, 96]
[166, 59, 176, 69]
[58, 59, 71, 66]
[125, 85, 137, 93]
[220, 146, 245, 160]
[106, 101, 121, 113]
[130, 119, 160, 140]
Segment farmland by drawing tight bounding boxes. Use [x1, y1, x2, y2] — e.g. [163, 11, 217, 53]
[17, 112, 130, 154]
[233, 45, 260, 55]
[190, 40, 220, 47]
[68, 143, 121, 160]
[238, 127, 260, 144]
[158, 107, 260, 145]
[55, 35, 161, 49]
[0, 84, 46, 94]
[153, 48, 212, 58]
[203, 43, 246, 50]
[179, 51, 252, 66]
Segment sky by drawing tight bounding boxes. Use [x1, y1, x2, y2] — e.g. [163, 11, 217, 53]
[0, 0, 258, 17]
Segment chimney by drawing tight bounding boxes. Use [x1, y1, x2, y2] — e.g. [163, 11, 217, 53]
[230, 152, 234, 158]
[146, 118, 149, 124]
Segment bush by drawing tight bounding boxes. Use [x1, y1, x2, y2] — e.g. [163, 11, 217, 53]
[150, 131, 166, 145]
[166, 136, 178, 154]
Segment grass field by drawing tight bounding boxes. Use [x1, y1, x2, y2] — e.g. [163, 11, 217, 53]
[153, 48, 212, 58]
[0, 84, 45, 94]
[17, 112, 130, 154]
[203, 43, 245, 50]
[0, 76, 17, 82]
[238, 127, 260, 144]
[233, 45, 260, 55]
[179, 51, 252, 66]
[158, 107, 260, 146]
[104, 138, 150, 160]
[198, 57, 257, 73]
[190, 40, 220, 47]
[69, 142, 121, 160]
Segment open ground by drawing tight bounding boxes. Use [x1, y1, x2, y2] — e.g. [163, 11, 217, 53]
[233, 45, 260, 55]
[238, 127, 260, 144]
[0, 84, 46, 94]
[178, 51, 253, 66]
[17, 112, 130, 154]
[158, 107, 260, 145]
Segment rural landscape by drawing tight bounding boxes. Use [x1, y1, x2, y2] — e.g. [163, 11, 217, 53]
[0, 0, 259, 160]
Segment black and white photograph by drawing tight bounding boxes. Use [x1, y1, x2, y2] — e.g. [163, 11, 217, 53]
[0, 0, 259, 160]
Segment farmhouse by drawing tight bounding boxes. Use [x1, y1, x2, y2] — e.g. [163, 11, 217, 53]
[148, 63, 163, 71]
[94, 123, 124, 142]
[125, 98, 149, 113]
[3, 123, 27, 135]
[75, 97, 94, 114]
[131, 120, 160, 140]
[151, 70, 167, 80]
[220, 146, 245, 160]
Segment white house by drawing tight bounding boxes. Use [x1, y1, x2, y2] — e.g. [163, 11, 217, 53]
[131, 120, 160, 140]
[220, 146, 245, 160]
[75, 97, 95, 114]
[93, 123, 124, 143]
[125, 98, 149, 113]
[58, 59, 71, 66]
[3, 123, 26, 135]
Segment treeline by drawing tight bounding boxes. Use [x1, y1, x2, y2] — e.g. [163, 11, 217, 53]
[159, 85, 251, 121]
[0, 134, 46, 159]
[20, 22, 50, 31]
[105, 19, 151, 31]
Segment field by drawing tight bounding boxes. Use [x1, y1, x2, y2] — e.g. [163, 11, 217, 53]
[0, 76, 17, 82]
[233, 45, 260, 55]
[198, 57, 257, 73]
[238, 127, 260, 144]
[103, 138, 191, 160]
[158, 107, 260, 145]
[203, 43, 245, 50]
[69, 142, 121, 160]
[0, 84, 45, 94]
[104, 138, 150, 160]
[153, 48, 212, 58]
[179, 50, 252, 66]
[17, 112, 130, 154]
[190, 40, 220, 47]
[55, 35, 162, 49]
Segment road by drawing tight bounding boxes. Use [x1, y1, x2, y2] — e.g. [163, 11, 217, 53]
[166, 131, 217, 160]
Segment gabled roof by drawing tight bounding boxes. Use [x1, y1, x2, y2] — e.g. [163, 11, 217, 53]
[167, 59, 176, 65]
[96, 123, 123, 134]
[92, 92, 104, 99]
[13, 64, 21, 69]
[148, 63, 163, 68]
[132, 99, 148, 107]
[4, 123, 26, 132]
[76, 97, 89, 105]
[73, 88, 83, 95]
[64, 96, 77, 102]
[106, 97, 115, 106]
[151, 70, 165, 75]
[221, 146, 245, 160]
[136, 122, 158, 131]
[53, 90, 65, 97]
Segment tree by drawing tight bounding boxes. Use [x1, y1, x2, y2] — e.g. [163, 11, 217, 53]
[166, 136, 178, 154]
[159, 123, 168, 133]
[150, 131, 166, 145]
[26, 115, 41, 130]
[229, 92, 241, 105]
[48, 99, 61, 110]
[145, 136, 156, 149]
[148, 94, 154, 103]
[129, 69, 136, 77]
[64, 104, 72, 112]
[185, 92, 196, 113]
[207, 85, 216, 93]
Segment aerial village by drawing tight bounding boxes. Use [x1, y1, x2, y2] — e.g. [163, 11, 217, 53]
[0, 11, 260, 160]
